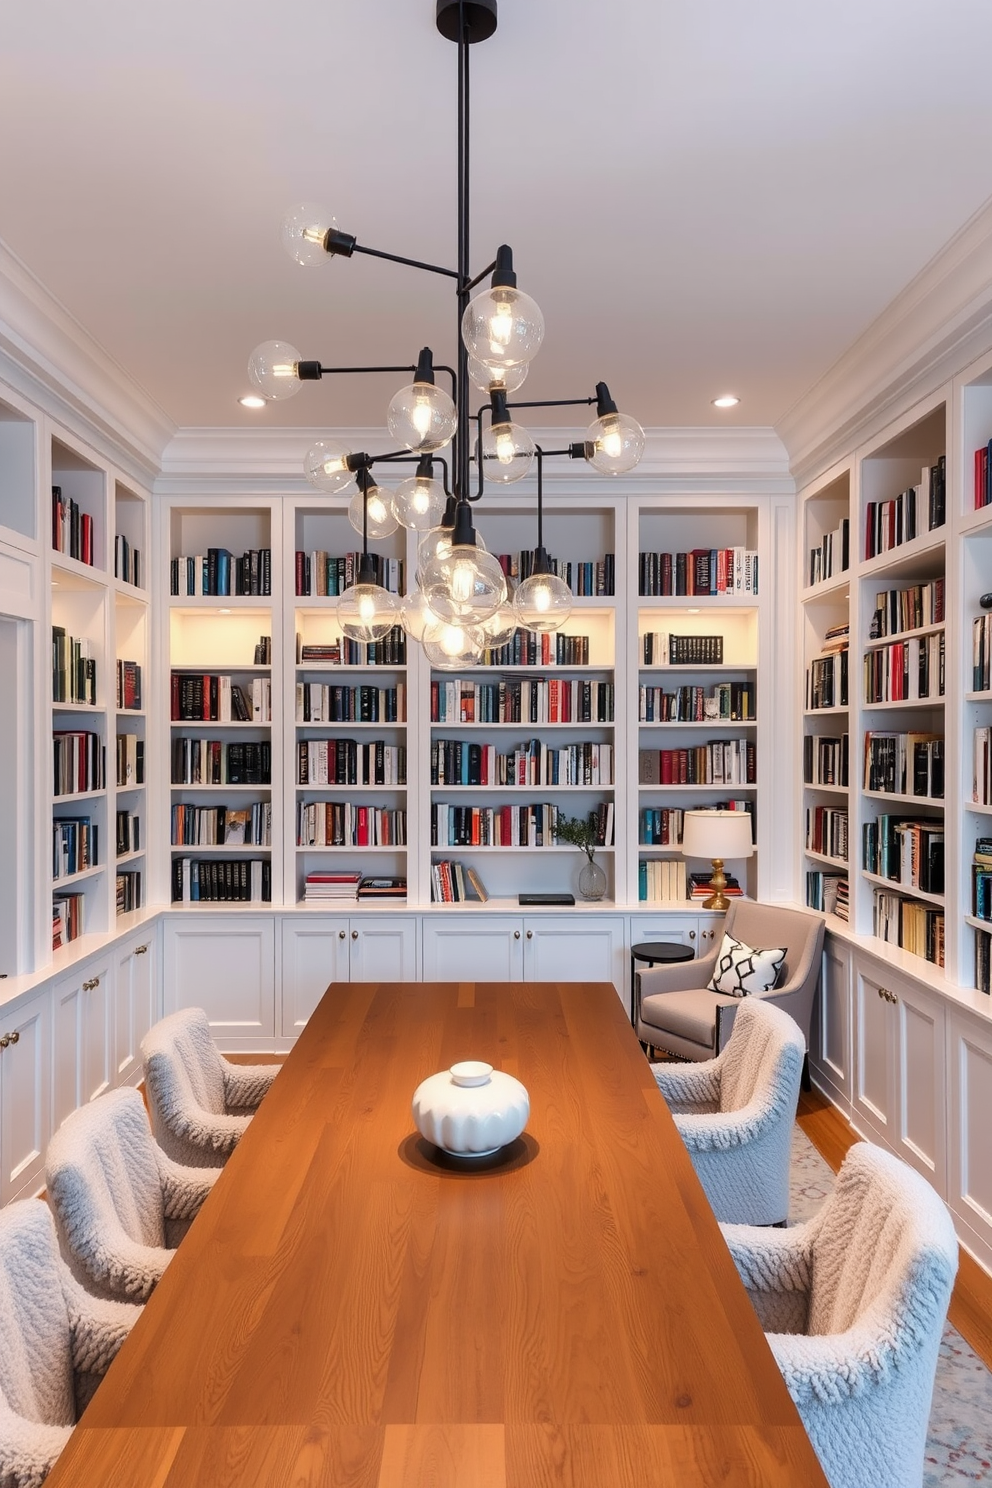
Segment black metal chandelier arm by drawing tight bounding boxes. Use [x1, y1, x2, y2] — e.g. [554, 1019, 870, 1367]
[349, 242, 461, 281]
[534, 446, 545, 551]
[503, 396, 598, 413]
[462, 258, 499, 296]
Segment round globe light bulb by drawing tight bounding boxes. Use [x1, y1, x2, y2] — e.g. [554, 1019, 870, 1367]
[481, 605, 518, 651]
[421, 543, 507, 625]
[584, 411, 646, 475]
[387, 381, 457, 453]
[478, 420, 536, 483]
[304, 439, 356, 495]
[348, 486, 399, 539]
[423, 620, 485, 669]
[467, 356, 529, 395]
[417, 523, 486, 585]
[337, 582, 400, 643]
[462, 285, 544, 369]
[392, 473, 447, 532]
[282, 203, 335, 267]
[248, 341, 303, 401]
[513, 570, 573, 633]
[400, 588, 443, 642]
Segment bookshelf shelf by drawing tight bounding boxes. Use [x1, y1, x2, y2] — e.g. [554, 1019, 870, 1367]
[862, 698, 945, 713]
[863, 790, 945, 807]
[805, 849, 849, 869]
[861, 871, 945, 908]
[53, 864, 105, 888]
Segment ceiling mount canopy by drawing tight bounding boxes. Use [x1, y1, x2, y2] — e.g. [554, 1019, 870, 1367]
[435, 0, 498, 45]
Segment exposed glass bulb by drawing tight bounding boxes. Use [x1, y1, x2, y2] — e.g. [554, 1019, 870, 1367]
[282, 203, 335, 267]
[478, 420, 535, 483]
[462, 286, 544, 369]
[387, 381, 457, 452]
[337, 581, 401, 643]
[392, 473, 447, 532]
[248, 341, 303, 401]
[421, 543, 507, 625]
[400, 588, 443, 642]
[467, 356, 529, 395]
[417, 523, 486, 584]
[513, 570, 573, 632]
[480, 604, 518, 651]
[348, 485, 398, 539]
[423, 620, 485, 669]
[304, 439, 356, 494]
[584, 411, 645, 475]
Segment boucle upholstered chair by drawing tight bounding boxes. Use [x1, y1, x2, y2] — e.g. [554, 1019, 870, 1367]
[141, 1006, 278, 1167]
[635, 900, 825, 1062]
[46, 1087, 218, 1304]
[723, 1142, 958, 1488]
[0, 1199, 140, 1488]
[653, 997, 805, 1225]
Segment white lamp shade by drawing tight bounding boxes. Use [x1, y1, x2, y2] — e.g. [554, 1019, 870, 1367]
[681, 809, 754, 860]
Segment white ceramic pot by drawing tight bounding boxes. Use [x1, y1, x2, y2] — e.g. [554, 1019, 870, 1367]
[411, 1060, 530, 1157]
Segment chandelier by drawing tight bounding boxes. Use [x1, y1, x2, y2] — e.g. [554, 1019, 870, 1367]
[247, 0, 644, 667]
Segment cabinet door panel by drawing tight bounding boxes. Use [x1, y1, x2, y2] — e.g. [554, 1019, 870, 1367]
[895, 985, 944, 1183]
[350, 919, 418, 982]
[115, 932, 158, 1083]
[524, 917, 625, 996]
[628, 915, 703, 955]
[53, 960, 113, 1131]
[853, 968, 893, 1138]
[0, 989, 51, 1202]
[948, 1015, 992, 1260]
[422, 919, 524, 981]
[164, 918, 275, 1040]
[811, 938, 851, 1104]
[280, 922, 350, 1035]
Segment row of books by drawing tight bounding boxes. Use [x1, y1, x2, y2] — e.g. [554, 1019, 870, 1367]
[171, 802, 272, 847]
[296, 683, 405, 724]
[863, 731, 944, 799]
[171, 738, 271, 785]
[52, 629, 97, 706]
[296, 630, 406, 666]
[639, 807, 685, 846]
[431, 678, 614, 726]
[484, 631, 591, 668]
[806, 872, 849, 919]
[642, 633, 725, 666]
[430, 739, 613, 788]
[803, 733, 849, 788]
[638, 548, 759, 596]
[116, 659, 142, 711]
[171, 673, 272, 723]
[430, 860, 489, 903]
[872, 890, 944, 967]
[973, 614, 992, 693]
[171, 857, 272, 903]
[975, 928, 992, 995]
[863, 816, 944, 895]
[116, 870, 141, 915]
[864, 459, 946, 560]
[53, 732, 105, 797]
[807, 518, 850, 588]
[973, 838, 992, 922]
[53, 892, 84, 950]
[494, 553, 614, 597]
[974, 441, 992, 510]
[296, 802, 406, 847]
[639, 681, 755, 723]
[116, 809, 140, 857]
[114, 533, 141, 589]
[115, 733, 144, 789]
[805, 805, 848, 862]
[53, 817, 97, 879]
[297, 739, 406, 787]
[974, 727, 992, 806]
[52, 487, 95, 567]
[431, 801, 615, 849]
[868, 579, 944, 639]
[294, 550, 404, 597]
[863, 633, 944, 704]
[638, 859, 688, 903]
[638, 740, 756, 787]
[806, 650, 849, 710]
[170, 549, 272, 597]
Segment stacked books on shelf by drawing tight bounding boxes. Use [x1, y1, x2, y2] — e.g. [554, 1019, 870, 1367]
[172, 858, 272, 902]
[52, 629, 96, 705]
[171, 673, 271, 723]
[805, 805, 848, 861]
[868, 579, 944, 638]
[116, 871, 141, 914]
[494, 552, 615, 596]
[116, 660, 142, 711]
[863, 816, 944, 894]
[296, 682, 405, 723]
[170, 548, 272, 596]
[482, 631, 591, 667]
[638, 548, 758, 596]
[431, 677, 613, 725]
[638, 740, 755, 786]
[638, 859, 687, 903]
[864, 458, 946, 560]
[639, 807, 684, 845]
[296, 802, 406, 847]
[971, 838, 992, 923]
[807, 519, 849, 587]
[803, 733, 849, 787]
[114, 533, 141, 588]
[295, 551, 403, 597]
[642, 633, 724, 666]
[872, 890, 943, 967]
[53, 732, 105, 796]
[115, 733, 144, 788]
[430, 861, 489, 902]
[53, 817, 97, 878]
[805, 872, 848, 917]
[973, 614, 992, 692]
[639, 681, 754, 722]
[296, 630, 406, 665]
[171, 802, 271, 846]
[297, 739, 406, 786]
[52, 487, 94, 566]
[689, 871, 742, 900]
[431, 738, 613, 787]
[863, 732, 944, 798]
[171, 738, 271, 784]
[52, 893, 84, 950]
[357, 876, 408, 900]
[863, 632, 944, 703]
[303, 870, 362, 903]
[116, 809, 140, 856]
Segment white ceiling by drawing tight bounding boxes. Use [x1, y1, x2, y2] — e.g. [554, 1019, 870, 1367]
[3, 0, 992, 438]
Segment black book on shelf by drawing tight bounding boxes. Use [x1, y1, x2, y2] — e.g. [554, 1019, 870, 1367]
[519, 892, 575, 905]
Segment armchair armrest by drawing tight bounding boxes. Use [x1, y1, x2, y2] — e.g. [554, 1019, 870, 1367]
[0, 1406, 71, 1482]
[653, 1058, 722, 1111]
[638, 945, 719, 998]
[159, 1154, 220, 1224]
[222, 1059, 279, 1112]
[721, 1220, 814, 1335]
[61, 1262, 142, 1377]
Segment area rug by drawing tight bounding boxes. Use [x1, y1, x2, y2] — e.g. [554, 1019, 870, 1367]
[789, 1127, 992, 1486]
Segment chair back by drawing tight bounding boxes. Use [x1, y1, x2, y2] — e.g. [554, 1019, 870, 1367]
[718, 997, 805, 1115]
[142, 1007, 227, 1138]
[718, 900, 824, 1052]
[0, 1201, 74, 1428]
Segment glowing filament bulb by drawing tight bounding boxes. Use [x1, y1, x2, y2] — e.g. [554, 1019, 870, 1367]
[494, 425, 516, 464]
[441, 623, 467, 656]
[531, 579, 553, 613]
[367, 492, 390, 526]
[489, 299, 515, 356]
[322, 455, 347, 477]
[411, 394, 434, 440]
[600, 421, 624, 460]
[357, 591, 377, 622]
[411, 481, 431, 515]
[450, 558, 477, 603]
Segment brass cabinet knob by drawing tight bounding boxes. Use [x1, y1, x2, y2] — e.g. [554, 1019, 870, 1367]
[514, 930, 521, 940]
[135, 944, 148, 955]
[338, 930, 346, 940]
[689, 931, 696, 940]
[0, 1035, 8, 1049]
[8, 1030, 18, 1044]
[352, 930, 359, 940]
[526, 930, 533, 939]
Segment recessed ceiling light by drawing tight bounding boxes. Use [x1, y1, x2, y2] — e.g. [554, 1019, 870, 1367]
[239, 394, 266, 409]
[712, 394, 740, 409]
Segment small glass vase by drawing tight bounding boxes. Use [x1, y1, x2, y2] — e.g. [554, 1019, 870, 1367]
[577, 855, 607, 902]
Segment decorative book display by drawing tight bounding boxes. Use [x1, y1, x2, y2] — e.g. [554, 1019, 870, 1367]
[808, 518, 849, 587]
[805, 805, 848, 861]
[864, 458, 945, 560]
[171, 802, 271, 846]
[431, 677, 613, 725]
[114, 533, 141, 588]
[116, 659, 142, 711]
[52, 629, 97, 705]
[296, 629, 406, 666]
[172, 858, 272, 902]
[295, 550, 403, 597]
[803, 734, 849, 787]
[863, 732, 944, 799]
[170, 548, 272, 596]
[431, 738, 613, 787]
[642, 633, 724, 666]
[296, 802, 406, 847]
[638, 548, 758, 596]
[52, 486, 94, 566]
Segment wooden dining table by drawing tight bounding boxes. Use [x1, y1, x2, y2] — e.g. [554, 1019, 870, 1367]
[48, 980, 829, 1487]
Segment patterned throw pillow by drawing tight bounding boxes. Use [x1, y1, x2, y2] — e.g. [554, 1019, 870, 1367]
[707, 932, 787, 997]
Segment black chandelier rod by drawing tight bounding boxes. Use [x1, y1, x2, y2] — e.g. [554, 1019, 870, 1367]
[454, 0, 472, 505]
[305, 363, 458, 402]
[349, 243, 460, 280]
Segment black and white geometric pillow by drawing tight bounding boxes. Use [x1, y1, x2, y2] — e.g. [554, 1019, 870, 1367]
[707, 932, 787, 997]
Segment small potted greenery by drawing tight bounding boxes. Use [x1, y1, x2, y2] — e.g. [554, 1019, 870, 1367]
[556, 812, 607, 900]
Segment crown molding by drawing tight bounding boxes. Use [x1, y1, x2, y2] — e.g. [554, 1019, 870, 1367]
[778, 194, 992, 488]
[0, 238, 174, 481]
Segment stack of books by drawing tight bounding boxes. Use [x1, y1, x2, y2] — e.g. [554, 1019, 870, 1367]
[689, 871, 743, 900]
[303, 870, 362, 903]
[357, 876, 407, 900]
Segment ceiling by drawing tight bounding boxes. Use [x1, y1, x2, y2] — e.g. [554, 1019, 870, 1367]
[3, 0, 992, 439]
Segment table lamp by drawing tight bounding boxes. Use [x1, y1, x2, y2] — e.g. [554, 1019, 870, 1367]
[681, 809, 754, 910]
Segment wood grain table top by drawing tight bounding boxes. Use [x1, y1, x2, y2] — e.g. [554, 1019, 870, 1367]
[48, 981, 828, 1487]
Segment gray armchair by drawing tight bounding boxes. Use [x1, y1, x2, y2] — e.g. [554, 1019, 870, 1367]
[634, 900, 825, 1063]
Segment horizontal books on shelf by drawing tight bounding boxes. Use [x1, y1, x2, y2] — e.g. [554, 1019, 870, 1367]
[115, 734, 144, 788]
[171, 738, 271, 785]
[973, 839, 992, 922]
[296, 630, 406, 666]
[53, 732, 105, 796]
[432, 800, 615, 849]
[805, 805, 848, 861]
[872, 890, 944, 967]
[495, 552, 614, 596]
[53, 893, 84, 950]
[864, 458, 945, 560]
[114, 533, 141, 589]
[431, 677, 613, 725]
[482, 631, 591, 667]
[295, 550, 404, 598]
[297, 739, 406, 787]
[806, 872, 848, 919]
[639, 681, 754, 723]
[639, 807, 684, 846]
[357, 876, 408, 900]
[638, 548, 758, 597]
[638, 740, 755, 786]
[863, 817, 944, 895]
[803, 733, 849, 788]
[172, 858, 272, 903]
[53, 817, 97, 878]
[116, 871, 141, 915]
[863, 732, 944, 799]
[170, 548, 272, 597]
[116, 810, 140, 856]
[689, 871, 742, 900]
[430, 860, 490, 903]
[303, 870, 362, 902]
[808, 519, 849, 587]
[296, 682, 405, 724]
[806, 649, 848, 710]
[116, 660, 142, 711]
[869, 580, 944, 639]
[52, 630, 96, 705]
[171, 674, 271, 723]
[171, 802, 272, 847]
[52, 487, 94, 566]
[431, 738, 613, 787]
[643, 633, 725, 666]
[297, 801, 406, 847]
[973, 614, 992, 692]
[863, 633, 944, 703]
[639, 858, 687, 904]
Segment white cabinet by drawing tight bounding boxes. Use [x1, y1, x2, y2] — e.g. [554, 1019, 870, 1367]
[946, 1009, 992, 1271]
[810, 935, 851, 1108]
[422, 914, 626, 994]
[422, 915, 524, 982]
[280, 917, 419, 1036]
[114, 927, 159, 1084]
[0, 987, 51, 1203]
[53, 954, 114, 1133]
[522, 916, 625, 992]
[628, 913, 723, 956]
[164, 917, 275, 1046]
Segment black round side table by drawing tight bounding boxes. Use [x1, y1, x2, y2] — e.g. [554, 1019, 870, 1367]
[630, 940, 695, 1028]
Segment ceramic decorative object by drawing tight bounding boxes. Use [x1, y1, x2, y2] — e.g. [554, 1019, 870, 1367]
[411, 1060, 529, 1157]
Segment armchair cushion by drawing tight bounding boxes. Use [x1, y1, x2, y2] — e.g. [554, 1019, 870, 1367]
[707, 932, 786, 996]
[641, 987, 739, 1048]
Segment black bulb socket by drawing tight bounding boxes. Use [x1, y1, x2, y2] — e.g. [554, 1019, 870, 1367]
[297, 361, 322, 381]
[323, 227, 357, 257]
[491, 244, 517, 290]
[416, 455, 435, 480]
[489, 388, 511, 426]
[356, 552, 378, 586]
[595, 382, 619, 418]
[451, 500, 479, 549]
[348, 453, 373, 474]
[414, 347, 436, 386]
[531, 545, 553, 576]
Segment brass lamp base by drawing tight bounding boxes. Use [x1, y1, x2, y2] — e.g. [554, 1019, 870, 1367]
[702, 857, 729, 911]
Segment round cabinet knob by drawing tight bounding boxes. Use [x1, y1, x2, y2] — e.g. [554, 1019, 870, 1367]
[878, 987, 884, 1000]
[8, 1030, 18, 1045]
[689, 931, 696, 940]
[135, 944, 148, 955]
[526, 930, 533, 940]
[514, 931, 521, 940]
[0, 1035, 9, 1049]
[339, 930, 346, 940]
[352, 930, 359, 940]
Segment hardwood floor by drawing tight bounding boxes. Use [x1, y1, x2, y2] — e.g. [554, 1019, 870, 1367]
[798, 1088, 992, 1371]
